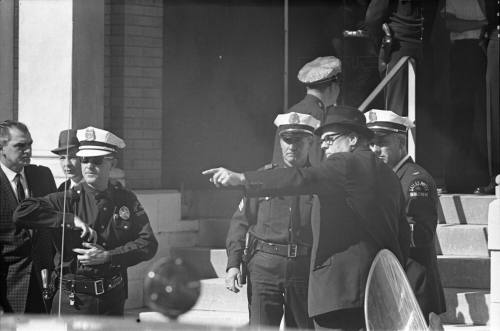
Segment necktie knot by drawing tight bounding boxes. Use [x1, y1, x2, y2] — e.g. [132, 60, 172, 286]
[15, 173, 26, 202]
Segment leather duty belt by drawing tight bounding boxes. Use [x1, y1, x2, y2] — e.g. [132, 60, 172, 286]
[61, 274, 123, 296]
[255, 239, 311, 258]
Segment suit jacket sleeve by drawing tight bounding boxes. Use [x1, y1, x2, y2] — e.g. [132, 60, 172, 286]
[13, 193, 75, 229]
[244, 155, 347, 197]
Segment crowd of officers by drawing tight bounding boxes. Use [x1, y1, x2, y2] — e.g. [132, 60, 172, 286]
[204, 56, 446, 330]
[0, 122, 158, 315]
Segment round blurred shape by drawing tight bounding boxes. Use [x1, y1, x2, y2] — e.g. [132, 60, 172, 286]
[144, 257, 201, 319]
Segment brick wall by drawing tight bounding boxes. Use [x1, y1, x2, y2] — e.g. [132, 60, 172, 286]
[105, 0, 164, 189]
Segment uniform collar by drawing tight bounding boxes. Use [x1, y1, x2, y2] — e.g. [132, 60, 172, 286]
[304, 93, 325, 109]
[393, 154, 413, 173]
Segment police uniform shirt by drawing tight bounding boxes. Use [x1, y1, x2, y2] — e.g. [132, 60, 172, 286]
[13, 182, 158, 286]
[226, 163, 314, 270]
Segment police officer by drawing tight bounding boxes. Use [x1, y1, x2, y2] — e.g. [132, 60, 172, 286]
[13, 126, 158, 315]
[226, 112, 319, 329]
[365, 109, 446, 321]
[204, 106, 410, 330]
[272, 56, 342, 167]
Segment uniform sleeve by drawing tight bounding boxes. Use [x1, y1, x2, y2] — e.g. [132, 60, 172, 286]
[244, 155, 346, 197]
[406, 179, 437, 248]
[225, 197, 256, 270]
[365, 0, 391, 49]
[13, 193, 75, 229]
[107, 197, 158, 267]
[398, 193, 411, 264]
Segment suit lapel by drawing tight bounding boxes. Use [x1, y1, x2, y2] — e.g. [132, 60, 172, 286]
[0, 166, 19, 208]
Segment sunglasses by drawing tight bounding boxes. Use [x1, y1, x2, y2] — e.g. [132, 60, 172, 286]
[320, 133, 346, 145]
[80, 156, 114, 165]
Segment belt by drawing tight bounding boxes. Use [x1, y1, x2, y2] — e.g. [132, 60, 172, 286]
[254, 239, 311, 258]
[61, 275, 123, 296]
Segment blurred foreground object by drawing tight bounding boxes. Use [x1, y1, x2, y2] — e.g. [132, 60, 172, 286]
[144, 257, 201, 320]
[488, 175, 500, 329]
[364, 249, 428, 330]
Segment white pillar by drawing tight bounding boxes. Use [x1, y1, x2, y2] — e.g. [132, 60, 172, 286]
[17, 0, 104, 180]
[0, 0, 14, 119]
[488, 175, 500, 328]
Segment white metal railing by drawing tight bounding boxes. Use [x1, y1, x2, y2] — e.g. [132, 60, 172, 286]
[358, 56, 416, 161]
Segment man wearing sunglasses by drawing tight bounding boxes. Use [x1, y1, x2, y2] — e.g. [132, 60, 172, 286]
[204, 106, 410, 330]
[225, 112, 319, 329]
[365, 109, 446, 323]
[13, 126, 158, 316]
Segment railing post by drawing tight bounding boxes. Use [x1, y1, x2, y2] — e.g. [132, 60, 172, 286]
[407, 58, 416, 161]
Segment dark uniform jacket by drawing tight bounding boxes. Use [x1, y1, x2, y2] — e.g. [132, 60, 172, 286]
[395, 155, 446, 315]
[244, 147, 410, 317]
[0, 164, 56, 313]
[272, 95, 335, 167]
[13, 182, 158, 297]
[226, 163, 314, 270]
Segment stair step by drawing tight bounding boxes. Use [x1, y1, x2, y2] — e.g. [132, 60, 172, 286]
[436, 224, 489, 256]
[170, 247, 227, 279]
[180, 309, 248, 328]
[440, 288, 490, 325]
[182, 189, 242, 219]
[196, 218, 231, 248]
[437, 256, 490, 289]
[438, 194, 495, 225]
[192, 278, 248, 313]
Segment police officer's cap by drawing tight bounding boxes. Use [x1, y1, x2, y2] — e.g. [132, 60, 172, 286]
[365, 109, 415, 135]
[76, 126, 126, 157]
[298, 56, 341, 86]
[315, 105, 373, 139]
[274, 112, 320, 138]
[51, 129, 79, 155]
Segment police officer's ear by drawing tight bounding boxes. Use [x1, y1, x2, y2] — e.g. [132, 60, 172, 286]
[347, 132, 359, 149]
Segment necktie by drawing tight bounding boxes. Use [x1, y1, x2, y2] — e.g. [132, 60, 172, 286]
[15, 173, 26, 202]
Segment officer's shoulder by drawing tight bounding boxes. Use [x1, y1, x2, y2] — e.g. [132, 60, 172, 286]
[404, 163, 436, 197]
[111, 181, 136, 199]
[403, 162, 435, 184]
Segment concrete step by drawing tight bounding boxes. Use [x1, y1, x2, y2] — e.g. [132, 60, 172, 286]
[196, 218, 231, 248]
[436, 224, 489, 257]
[182, 189, 242, 219]
[170, 247, 227, 279]
[438, 194, 495, 225]
[193, 278, 248, 313]
[437, 256, 490, 289]
[440, 288, 490, 326]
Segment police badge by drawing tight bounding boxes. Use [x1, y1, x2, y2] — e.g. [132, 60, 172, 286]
[85, 127, 96, 141]
[289, 112, 300, 124]
[119, 206, 130, 220]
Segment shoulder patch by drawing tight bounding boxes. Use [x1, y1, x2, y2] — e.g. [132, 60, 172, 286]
[408, 180, 430, 197]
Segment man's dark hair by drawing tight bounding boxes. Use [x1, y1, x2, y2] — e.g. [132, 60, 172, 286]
[0, 120, 30, 147]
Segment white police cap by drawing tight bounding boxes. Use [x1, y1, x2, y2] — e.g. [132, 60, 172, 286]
[365, 109, 415, 134]
[297, 56, 342, 86]
[76, 126, 126, 157]
[274, 112, 321, 137]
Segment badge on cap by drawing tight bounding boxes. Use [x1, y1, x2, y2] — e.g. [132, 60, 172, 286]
[85, 127, 96, 141]
[289, 112, 300, 124]
[368, 111, 377, 122]
[119, 206, 130, 220]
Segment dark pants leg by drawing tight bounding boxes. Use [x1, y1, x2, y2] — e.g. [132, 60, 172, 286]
[51, 283, 125, 315]
[446, 39, 488, 192]
[247, 251, 313, 328]
[24, 267, 45, 313]
[312, 308, 365, 331]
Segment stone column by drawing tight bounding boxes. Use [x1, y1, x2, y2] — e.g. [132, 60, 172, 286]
[17, 0, 104, 181]
[0, 0, 14, 120]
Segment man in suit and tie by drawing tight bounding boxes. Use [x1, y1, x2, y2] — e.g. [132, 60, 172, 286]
[0, 120, 57, 313]
[51, 129, 83, 192]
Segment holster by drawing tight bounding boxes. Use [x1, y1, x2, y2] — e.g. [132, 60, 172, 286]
[379, 23, 393, 67]
[240, 233, 257, 285]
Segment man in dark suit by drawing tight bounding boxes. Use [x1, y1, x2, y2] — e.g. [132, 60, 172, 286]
[0, 120, 57, 313]
[366, 109, 446, 322]
[204, 106, 410, 330]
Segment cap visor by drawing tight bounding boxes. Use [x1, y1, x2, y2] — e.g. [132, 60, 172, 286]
[76, 149, 114, 157]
